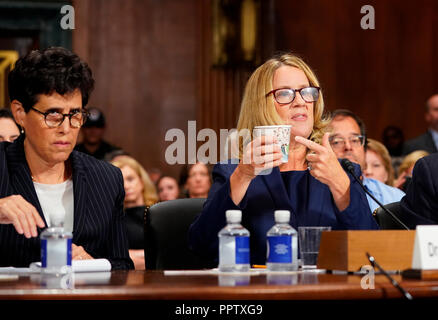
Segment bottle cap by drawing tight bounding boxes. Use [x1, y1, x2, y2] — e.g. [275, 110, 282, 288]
[225, 210, 242, 223]
[274, 210, 290, 223]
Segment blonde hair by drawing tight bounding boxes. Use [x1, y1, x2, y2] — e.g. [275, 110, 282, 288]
[366, 138, 395, 186]
[398, 150, 429, 177]
[111, 156, 158, 207]
[236, 52, 330, 157]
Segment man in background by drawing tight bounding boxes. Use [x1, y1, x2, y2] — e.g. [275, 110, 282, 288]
[75, 107, 122, 160]
[403, 94, 438, 155]
[329, 109, 405, 213]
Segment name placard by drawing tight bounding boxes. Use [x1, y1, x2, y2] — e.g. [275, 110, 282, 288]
[412, 225, 438, 270]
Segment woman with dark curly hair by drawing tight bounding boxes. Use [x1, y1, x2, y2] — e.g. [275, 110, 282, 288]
[0, 47, 133, 270]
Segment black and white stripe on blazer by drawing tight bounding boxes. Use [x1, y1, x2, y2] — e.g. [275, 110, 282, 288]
[0, 135, 134, 270]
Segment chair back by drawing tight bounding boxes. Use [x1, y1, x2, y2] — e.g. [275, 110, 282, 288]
[144, 198, 214, 270]
[373, 201, 407, 229]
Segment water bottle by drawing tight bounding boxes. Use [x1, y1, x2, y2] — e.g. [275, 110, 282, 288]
[40, 216, 72, 274]
[266, 210, 298, 271]
[218, 210, 250, 272]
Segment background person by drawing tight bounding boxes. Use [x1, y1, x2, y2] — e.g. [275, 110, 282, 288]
[394, 150, 429, 192]
[75, 107, 122, 160]
[0, 47, 133, 269]
[403, 94, 438, 155]
[328, 109, 405, 213]
[0, 108, 20, 142]
[400, 153, 438, 228]
[185, 162, 211, 199]
[364, 138, 395, 186]
[111, 155, 158, 269]
[189, 53, 378, 266]
[157, 175, 180, 202]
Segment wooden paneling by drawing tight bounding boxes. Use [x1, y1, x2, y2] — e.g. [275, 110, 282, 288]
[274, 0, 438, 141]
[72, 0, 438, 178]
[73, 0, 198, 178]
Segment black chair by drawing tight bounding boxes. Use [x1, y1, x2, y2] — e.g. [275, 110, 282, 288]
[144, 198, 215, 270]
[373, 201, 409, 229]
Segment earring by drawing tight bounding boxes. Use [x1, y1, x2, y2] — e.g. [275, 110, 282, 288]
[21, 128, 24, 134]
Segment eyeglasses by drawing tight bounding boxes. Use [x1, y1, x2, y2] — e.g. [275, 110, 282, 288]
[266, 86, 320, 104]
[329, 135, 366, 150]
[30, 107, 88, 128]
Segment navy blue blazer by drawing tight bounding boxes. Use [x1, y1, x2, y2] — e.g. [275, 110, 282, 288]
[189, 161, 379, 265]
[400, 153, 438, 228]
[0, 136, 134, 270]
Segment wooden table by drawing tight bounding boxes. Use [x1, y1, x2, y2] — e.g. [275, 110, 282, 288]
[1, 269, 438, 299]
[1, 270, 437, 317]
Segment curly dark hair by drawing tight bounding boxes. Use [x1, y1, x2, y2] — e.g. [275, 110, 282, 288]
[8, 47, 94, 112]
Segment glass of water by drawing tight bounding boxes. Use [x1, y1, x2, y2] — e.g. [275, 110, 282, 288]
[298, 226, 331, 269]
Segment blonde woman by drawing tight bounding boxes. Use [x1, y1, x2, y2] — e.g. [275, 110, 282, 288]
[189, 53, 378, 266]
[364, 138, 395, 186]
[111, 156, 158, 269]
[394, 150, 429, 191]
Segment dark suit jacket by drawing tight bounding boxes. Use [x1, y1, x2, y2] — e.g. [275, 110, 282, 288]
[400, 153, 438, 228]
[0, 136, 134, 269]
[403, 131, 438, 155]
[189, 161, 378, 265]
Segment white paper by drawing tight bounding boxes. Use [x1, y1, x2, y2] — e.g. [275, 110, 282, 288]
[0, 258, 111, 274]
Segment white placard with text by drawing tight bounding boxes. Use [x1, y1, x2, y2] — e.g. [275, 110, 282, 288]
[412, 225, 438, 270]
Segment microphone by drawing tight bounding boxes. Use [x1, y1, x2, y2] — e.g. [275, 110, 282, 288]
[340, 158, 409, 230]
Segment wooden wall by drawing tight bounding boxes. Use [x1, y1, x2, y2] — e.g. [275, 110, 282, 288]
[73, 0, 199, 178]
[274, 0, 438, 141]
[72, 0, 438, 179]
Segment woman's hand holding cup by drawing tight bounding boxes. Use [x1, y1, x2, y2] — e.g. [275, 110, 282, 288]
[238, 135, 283, 180]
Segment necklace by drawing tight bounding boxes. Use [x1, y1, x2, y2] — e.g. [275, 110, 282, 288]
[31, 163, 72, 183]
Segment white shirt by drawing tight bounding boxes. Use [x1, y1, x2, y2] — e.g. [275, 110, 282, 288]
[363, 177, 405, 213]
[33, 178, 74, 232]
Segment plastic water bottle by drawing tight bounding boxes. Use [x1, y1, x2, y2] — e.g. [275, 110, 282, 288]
[218, 210, 250, 272]
[40, 217, 72, 274]
[266, 210, 298, 271]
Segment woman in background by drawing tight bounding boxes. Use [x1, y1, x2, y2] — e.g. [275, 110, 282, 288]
[394, 150, 429, 191]
[157, 175, 180, 201]
[185, 162, 212, 199]
[364, 138, 395, 186]
[111, 155, 158, 269]
[0, 108, 20, 142]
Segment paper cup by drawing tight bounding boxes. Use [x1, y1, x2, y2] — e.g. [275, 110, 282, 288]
[253, 125, 291, 163]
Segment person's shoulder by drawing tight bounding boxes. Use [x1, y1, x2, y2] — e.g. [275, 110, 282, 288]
[72, 150, 121, 177]
[404, 132, 432, 151]
[421, 153, 438, 165]
[414, 153, 438, 175]
[364, 177, 405, 197]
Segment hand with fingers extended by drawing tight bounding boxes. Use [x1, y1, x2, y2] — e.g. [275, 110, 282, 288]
[0, 195, 45, 238]
[295, 133, 351, 211]
[230, 135, 283, 205]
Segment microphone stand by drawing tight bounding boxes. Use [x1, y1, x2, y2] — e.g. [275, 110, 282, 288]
[366, 252, 413, 300]
[341, 159, 409, 230]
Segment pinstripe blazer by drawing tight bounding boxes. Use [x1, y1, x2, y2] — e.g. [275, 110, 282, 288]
[0, 136, 134, 270]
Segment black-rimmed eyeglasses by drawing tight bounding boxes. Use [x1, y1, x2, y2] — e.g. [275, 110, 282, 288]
[30, 106, 88, 128]
[266, 86, 320, 104]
